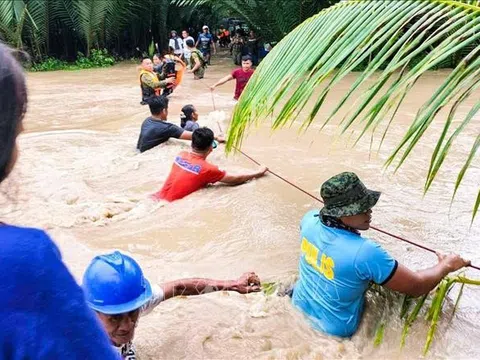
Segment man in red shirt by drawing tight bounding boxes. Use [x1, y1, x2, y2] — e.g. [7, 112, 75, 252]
[210, 55, 254, 100]
[154, 127, 268, 202]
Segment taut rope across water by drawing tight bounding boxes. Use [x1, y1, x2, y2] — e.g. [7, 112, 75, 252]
[205, 86, 480, 272]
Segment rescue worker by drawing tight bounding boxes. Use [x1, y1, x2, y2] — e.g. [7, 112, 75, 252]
[83, 251, 261, 359]
[139, 57, 173, 105]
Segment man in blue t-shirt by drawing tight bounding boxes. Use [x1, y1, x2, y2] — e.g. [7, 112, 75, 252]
[292, 172, 470, 337]
[196, 25, 216, 65]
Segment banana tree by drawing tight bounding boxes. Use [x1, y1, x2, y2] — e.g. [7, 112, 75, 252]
[227, 0, 480, 222]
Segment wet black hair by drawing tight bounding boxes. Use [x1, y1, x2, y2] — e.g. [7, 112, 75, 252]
[180, 104, 196, 128]
[148, 96, 169, 115]
[142, 56, 150, 62]
[186, 39, 195, 48]
[192, 127, 214, 152]
[0, 43, 27, 183]
[242, 55, 253, 62]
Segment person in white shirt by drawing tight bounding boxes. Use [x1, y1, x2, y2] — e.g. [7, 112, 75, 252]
[82, 251, 261, 360]
[169, 30, 184, 57]
[182, 29, 195, 65]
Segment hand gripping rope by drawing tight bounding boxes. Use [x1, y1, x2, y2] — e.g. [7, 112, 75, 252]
[205, 81, 479, 271]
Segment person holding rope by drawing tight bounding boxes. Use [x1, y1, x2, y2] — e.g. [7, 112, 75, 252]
[292, 172, 470, 337]
[210, 55, 255, 100]
[83, 251, 261, 359]
[154, 127, 267, 202]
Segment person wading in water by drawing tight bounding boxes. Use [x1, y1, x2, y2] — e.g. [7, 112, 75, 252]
[136, 96, 223, 153]
[0, 42, 120, 360]
[292, 172, 470, 337]
[83, 251, 261, 359]
[210, 55, 255, 100]
[139, 57, 174, 105]
[154, 127, 267, 202]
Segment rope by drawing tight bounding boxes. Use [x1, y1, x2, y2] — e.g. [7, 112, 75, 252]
[206, 91, 479, 272]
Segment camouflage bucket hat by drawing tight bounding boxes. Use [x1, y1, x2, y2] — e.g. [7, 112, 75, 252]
[320, 172, 381, 218]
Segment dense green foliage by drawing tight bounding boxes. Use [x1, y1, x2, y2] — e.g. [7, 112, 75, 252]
[0, 0, 222, 63]
[30, 49, 115, 71]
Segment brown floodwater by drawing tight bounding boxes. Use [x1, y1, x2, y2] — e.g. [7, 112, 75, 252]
[1, 54, 479, 359]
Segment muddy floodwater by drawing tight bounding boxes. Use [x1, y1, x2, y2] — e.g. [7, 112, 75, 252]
[2, 54, 479, 359]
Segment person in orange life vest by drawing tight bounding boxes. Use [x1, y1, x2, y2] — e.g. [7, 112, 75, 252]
[210, 55, 254, 100]
[137, 96, 224, 153]
[153, 127, 268, 202]
[139, 57, 174, 105]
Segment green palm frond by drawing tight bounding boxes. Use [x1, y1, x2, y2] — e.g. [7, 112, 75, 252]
[228, 0, 480, 220]
[0, 0, 26, 46]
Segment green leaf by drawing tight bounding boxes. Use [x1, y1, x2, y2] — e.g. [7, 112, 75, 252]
[228, 0, 480, 217]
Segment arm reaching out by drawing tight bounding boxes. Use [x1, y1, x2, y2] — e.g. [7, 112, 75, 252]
[384, 253, 470, 297]
[210, 75, 234, 91]
[161, 272, 261, 300]
[220, 166, 268, 185]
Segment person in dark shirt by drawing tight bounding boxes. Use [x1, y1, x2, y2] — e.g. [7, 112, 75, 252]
[196, 25, 216, 65]
[137, 96, 224, 153]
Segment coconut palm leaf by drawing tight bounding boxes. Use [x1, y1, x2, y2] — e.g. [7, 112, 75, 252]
[0, 0, 26, 46]
[227, 0, 480, 220]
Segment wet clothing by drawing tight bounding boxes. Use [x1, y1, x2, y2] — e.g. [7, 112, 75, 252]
[140, 70, 167, 104]
[154, 151, 226, 202]
[0, 225, 120, 360]
[190, 49, 206, 79]
[115, 284, 164, 359]
[198, 33, 213, 55]
[232, 68, 255, 100]
[292, 210, 398, 337]
[183, 120, 199, 132]
[137, 117, 184, 153]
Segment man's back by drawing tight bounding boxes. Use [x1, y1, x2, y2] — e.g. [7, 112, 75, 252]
[137, 117, 184, 153]
[292, 210, 396, 337]
[154, 151, 225, 201]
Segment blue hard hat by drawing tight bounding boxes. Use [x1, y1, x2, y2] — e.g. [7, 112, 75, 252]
[82, 251, 153, 315]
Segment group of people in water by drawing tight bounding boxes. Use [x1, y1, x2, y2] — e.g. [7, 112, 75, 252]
[0, 35, 472, 360]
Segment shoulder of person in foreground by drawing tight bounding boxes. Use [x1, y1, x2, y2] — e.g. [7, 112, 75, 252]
[300, 209, 320, 231]
[354, 237, 398, 286]
[0, 226, 120, 359]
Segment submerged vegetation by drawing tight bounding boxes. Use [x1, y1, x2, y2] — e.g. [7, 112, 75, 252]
[229, 0, 480, 221]
[262, 276, 480, 356]
[371, 275, 480, 355]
